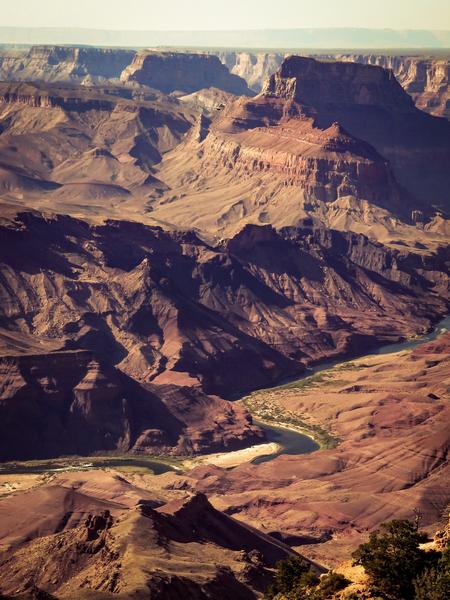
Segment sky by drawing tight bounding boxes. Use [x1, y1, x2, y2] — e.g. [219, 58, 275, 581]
[2, 0, 450, 31]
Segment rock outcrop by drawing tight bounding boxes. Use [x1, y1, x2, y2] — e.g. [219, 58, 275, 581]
[0, 486, 296, 599]
[326, 53, 450, 120]
[262, 55, 414, 110]
[149, 56, 450, 240]
[0, 349, 262, 460]
[120, 50, 253, 96]
[0, 211, 448, 401]
[215, 51, 450, 121]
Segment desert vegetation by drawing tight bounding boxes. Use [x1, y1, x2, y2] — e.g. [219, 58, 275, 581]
[267, 519, 450, 599]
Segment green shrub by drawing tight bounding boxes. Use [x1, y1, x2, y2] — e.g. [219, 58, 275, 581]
[316, 571, 350, 598]
[352, 519, 435, 599]
[413, 545, 450, 600]
[266, 556, 319, 599]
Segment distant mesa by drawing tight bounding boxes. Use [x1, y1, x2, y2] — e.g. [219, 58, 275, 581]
[214, 50, 450, 120]
[120, 50, 253, 95]
[146, 55, 450, 242]
[263, 55, 414, 111]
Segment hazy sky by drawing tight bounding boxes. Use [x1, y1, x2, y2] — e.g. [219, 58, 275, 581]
[2, 0, 450, 31]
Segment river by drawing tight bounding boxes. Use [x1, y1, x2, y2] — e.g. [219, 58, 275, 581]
[2, 316, 448, 476]
[245, 314, 450, 463]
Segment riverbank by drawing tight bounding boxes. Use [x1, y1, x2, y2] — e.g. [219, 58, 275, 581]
[1, 317, 447, 482]
[181, 441, 282, 469]
[240, 315, 450, 449]
[241, 370, 343, 449]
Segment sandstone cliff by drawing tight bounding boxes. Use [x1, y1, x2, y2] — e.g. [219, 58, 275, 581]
[327, 53, 450, 120]
[215, 50, 450, 121]
[120, 50, 253, 95]
[149, 56, 450, 241]
[0, 45, 136, 85]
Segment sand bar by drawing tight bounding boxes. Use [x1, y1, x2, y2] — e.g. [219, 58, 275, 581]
[182, 442, 281, 469]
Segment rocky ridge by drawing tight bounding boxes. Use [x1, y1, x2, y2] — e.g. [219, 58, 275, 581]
[0, 211, 448, 400]
[0, 349, 262, 461]
[0, 482, 296, 598]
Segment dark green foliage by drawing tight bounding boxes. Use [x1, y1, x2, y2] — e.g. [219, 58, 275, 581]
[352, 519, 437, 599]
[266, 558, 351, 599]
[413, 545, 450, 600]
[266, 556, 319, 598]
[314, 572, 351, 598]
[266, 521, 449, 600]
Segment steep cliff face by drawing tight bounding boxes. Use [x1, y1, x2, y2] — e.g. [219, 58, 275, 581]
[120, 50, 253, 95]
[149, 56, 450, 241]
[262, 56, 414, 110]
[0, 45, 136, 84]
[215, 51, 450, 120]
[0, 211, 448, 401]
[216, 51, 286, 92]
[0, 349, 261, 461]
[267, 56, 450, 213]
[328, 53, 450, 120]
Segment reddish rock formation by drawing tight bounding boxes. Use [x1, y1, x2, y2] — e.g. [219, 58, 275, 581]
[263, 56, 413, 110]
[149, 56, 450, 241]
[0, 349, 261, 461]
[0, 211, 448, 401]
[0, 487, 296, 599]
[244, 56, 450, 211]
[326, 53, 450, 121]
[275, 57, 450, 211]
[216, 51, 450, 122]
[120, 50, 253, 96]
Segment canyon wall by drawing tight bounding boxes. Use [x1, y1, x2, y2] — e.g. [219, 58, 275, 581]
[325, 53, 450, 120]
[0, 46, 447, 119]
[0, 45, 136, 84]
[0, 350, 261, 460]
[120, 50, 252, 95]
[149, 55, 450, 241]
[1, 212, 448, 400]
[215, 51, 450, 119]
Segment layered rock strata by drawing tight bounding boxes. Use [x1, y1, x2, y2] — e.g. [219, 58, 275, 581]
[0, 211, 448, 399]
[120, 50, 253, 95]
